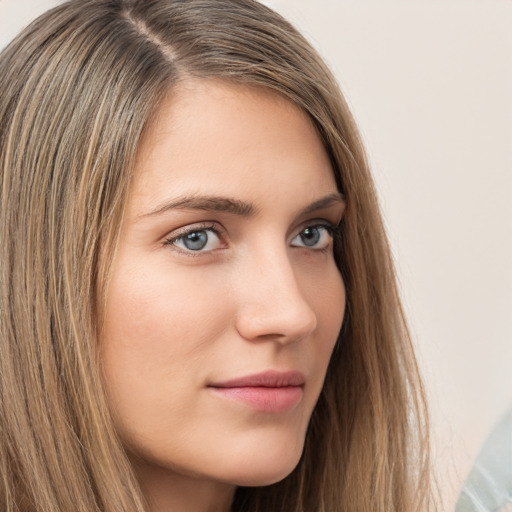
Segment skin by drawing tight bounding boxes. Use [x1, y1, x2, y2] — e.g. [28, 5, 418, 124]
[101, 79, 346, 512]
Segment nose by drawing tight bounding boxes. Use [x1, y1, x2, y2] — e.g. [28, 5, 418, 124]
[233, 249, 318, 344]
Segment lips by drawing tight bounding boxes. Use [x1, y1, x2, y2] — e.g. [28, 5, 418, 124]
[208, 370, 305, 413]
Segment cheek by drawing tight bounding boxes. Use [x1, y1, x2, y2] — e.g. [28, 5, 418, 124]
[103, 257, 229, 352]
[321, 292, 345, 372]
[324, 274, 346, 344]
[99, 259, 231, 428]
[280, 259, 345, 409]
[303, 260, 346, 349]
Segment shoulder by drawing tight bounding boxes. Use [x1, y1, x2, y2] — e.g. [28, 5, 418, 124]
[456, 408, 512, 512]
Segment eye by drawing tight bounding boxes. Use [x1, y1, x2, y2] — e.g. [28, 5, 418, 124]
[164, 225, 223, 253]
[291, 224, 333, 250]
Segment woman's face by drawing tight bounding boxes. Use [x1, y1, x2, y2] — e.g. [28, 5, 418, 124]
[101, 80, 345, 491]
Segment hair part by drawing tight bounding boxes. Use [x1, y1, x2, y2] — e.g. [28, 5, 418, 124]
[0, 1, 433, 511]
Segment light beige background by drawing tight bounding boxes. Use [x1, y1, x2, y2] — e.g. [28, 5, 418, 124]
[1, 0, 511, 508]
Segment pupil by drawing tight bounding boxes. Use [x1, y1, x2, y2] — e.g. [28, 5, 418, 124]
[301, 227, 320, 246]
[184, 231, 208, 250]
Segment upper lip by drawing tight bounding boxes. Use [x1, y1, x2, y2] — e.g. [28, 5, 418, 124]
[209, 370, 305, 388]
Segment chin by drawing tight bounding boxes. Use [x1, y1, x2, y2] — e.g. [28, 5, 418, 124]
[232, 468, 298, 488]
[224, 444, 304, 487]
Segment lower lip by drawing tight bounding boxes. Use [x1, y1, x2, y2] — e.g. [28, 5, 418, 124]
[209, 386, 303, 413]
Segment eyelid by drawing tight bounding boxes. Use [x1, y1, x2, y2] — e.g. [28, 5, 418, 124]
[290, 220, 337, 250]
[291, 219, 337, 238]
[163, 222, 226, 255]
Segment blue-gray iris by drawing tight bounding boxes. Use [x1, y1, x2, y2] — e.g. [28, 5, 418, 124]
[300, 227, 321, 247]
[184, 231, 208, 251]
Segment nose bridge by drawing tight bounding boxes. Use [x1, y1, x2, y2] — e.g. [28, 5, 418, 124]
[234, 243, 317, 343]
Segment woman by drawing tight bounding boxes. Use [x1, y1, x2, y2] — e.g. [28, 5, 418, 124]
[0, 1, 431, 511]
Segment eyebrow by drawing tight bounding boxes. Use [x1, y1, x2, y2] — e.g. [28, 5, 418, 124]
[141, 195, 255, 217]
[299, 192, 345, 215]
[140, 192, 345, 218]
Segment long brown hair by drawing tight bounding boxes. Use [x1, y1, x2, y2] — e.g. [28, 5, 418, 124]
[0, 1, 432, 511]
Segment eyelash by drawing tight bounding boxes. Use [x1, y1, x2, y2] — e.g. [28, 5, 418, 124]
[163, 222, 222, 255]
[163, 221, 337, 256]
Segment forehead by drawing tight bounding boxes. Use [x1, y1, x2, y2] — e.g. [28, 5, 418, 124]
[129, 79, 336, 215]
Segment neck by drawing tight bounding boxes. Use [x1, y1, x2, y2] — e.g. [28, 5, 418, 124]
[131, 456, 235, 512]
